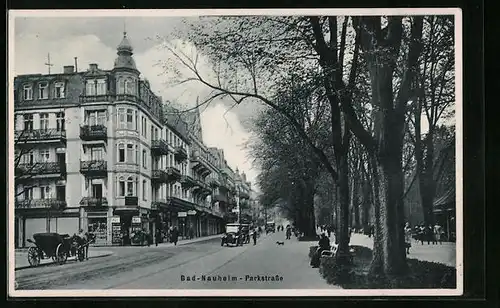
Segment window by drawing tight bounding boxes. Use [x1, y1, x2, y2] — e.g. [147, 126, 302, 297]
[143, 180, 147, 200]
[39, 149, 50, 162]
[96, 79, 106, 95]
[39, 82, 48, 99]
[135, 145, 139, 164]
[23, 114, 33, 131]
[24, 187, 33, 200]
[127, 144, 134, 163]
[91, 147, 103, 161]
[169, 132, 173, 145]
[124, 78, 135, 95]
[127, 177, 134, 196]
[56, 112, 65, 131]
[118, 108, 126, 129]
[40, 186, 51, 199]
[118, 78, 125, 94]
[135, 111, 138, 131]
[118, 143, 125, 162]
[55, 82, 65, 98]
[23, 85, 33, 100]
[97, 111, 107, 126]
[142, 149, 147, 168]
[23, 150, 34, 164]
[119, 177, 126, 196]
[39, 113, 49, 131]
[127, 109, 133, 130]
[141, 117, 146, 137]
[86, 80, 96, 95]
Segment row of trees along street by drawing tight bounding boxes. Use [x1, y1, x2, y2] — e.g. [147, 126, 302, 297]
[158, 15, 456, 282]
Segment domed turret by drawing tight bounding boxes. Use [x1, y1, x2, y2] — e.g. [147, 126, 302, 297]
[114, 31, 138, 71]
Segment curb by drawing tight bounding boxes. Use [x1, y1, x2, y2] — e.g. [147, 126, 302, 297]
[15, 251, 114, 271]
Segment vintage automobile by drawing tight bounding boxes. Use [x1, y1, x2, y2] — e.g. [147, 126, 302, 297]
[221, 223, 245, 247]
[265, 221, 276, 234]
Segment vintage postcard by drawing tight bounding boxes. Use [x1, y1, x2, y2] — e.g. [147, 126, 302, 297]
[7, 8, 462, 297]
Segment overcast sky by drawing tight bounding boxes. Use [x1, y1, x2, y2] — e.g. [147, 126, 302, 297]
[12, 15, 261, 188]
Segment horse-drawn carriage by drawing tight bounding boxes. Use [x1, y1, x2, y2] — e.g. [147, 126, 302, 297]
[26, 232, 94, 267]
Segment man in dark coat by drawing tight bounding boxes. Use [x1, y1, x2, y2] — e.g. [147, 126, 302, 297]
[155, 229, 161, 246]
[171, 227, 179, 246]
[311, 234, 330, 268]
[252, 228, 257, 245]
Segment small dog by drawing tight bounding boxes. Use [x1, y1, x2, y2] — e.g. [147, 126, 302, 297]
[276, 241, 284, 245]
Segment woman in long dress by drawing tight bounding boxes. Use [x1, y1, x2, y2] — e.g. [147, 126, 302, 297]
[404, 222, 412, 254]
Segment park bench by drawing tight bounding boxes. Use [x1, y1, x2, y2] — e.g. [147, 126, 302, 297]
[321, 243, 355, 263]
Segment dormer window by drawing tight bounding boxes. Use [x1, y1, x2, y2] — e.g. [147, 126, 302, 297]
[86, 80, 96, 96]
[39, 82, 48, 99]
[54, 82, 65, 98]
[97, 79, 106, 95]
[23, 85, 33, 100]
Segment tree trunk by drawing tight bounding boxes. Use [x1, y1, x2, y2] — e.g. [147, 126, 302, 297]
[336, 153, 351, 261]
[420, 134, 437, 226]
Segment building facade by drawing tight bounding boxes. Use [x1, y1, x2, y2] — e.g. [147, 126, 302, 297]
[13, 32, 251, 247]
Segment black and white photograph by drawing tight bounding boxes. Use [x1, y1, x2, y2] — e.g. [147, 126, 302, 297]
[8, 9, 462, 297]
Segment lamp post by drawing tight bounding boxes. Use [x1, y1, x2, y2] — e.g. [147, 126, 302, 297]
[236, 186, 241, 224]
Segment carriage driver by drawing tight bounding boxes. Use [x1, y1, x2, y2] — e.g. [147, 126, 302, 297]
[76, 229, 86, 241]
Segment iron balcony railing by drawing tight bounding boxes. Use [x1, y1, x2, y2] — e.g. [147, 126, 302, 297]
[174, 146, 188, 161]
[16, 162, 65, 176]
[180, 175, 196, 188]
[166, 167, 182, 181]
[151, 139, 169, 156]
[152, 169, 169, 183]
[79, 94, 163, 122]
[15, 198, 67, 210]
[80, 197, 108, 207]
[80, 125, 107, 141]
[80, 160, 108, 175]
[15, 129, 66, 142]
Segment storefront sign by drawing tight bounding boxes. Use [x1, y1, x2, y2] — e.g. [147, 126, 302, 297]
[132, 216, 141, 224]
[187, 210, 197, 216]
[178, 212, 187, 217]
[111, 216, 120, 223]
[232, 208, 239, 213]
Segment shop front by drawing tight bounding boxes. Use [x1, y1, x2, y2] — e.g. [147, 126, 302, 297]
[112, 204, 149, 246]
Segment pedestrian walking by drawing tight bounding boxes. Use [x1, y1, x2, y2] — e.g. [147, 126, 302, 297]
[404, 222, 412, 255]
[155, 229, 161, 246]
[252, 228, 257, 245]
[434, 223, 443, 244]
[171, 226, 179, 246]
[286, 226, 292, 240]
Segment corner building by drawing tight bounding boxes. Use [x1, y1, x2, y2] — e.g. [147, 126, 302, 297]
[13, 32, 230, 247]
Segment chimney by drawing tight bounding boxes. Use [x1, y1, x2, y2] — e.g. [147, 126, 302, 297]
[63, 65, 75, 74]
[89, 63, 98, 71]
[74, 57, 78, 72]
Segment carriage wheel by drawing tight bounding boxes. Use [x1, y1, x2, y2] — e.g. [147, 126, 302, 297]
[55, 243, 68, 265]
[77, 248, 85, 262]
[27, 247, 40, 267]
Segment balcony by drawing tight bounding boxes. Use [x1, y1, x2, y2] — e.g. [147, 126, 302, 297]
[193, 179, 212, 196]
[15, 129, 66, 144]
[16, 162, 65, 178]
[80, 197, 108, 207]
[151, 139, 169, 156]
[79, 95, 115, 103]
[166, 167, 182, 182]
[209, 178, 220, 188]
[151, 199, 168, 210]
[213, 194, 228, 203]
[15, 199, 67, 210]
[180, 175, 197, 188]
[80, 125, 107, 141]
[80, 160, 107, 177]
[191, 155, 211, 176]
[152, 169, 169, 183]
[174, 146, 188, 161]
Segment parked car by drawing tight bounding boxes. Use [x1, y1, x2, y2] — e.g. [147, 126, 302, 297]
[221, 223, 245, 247]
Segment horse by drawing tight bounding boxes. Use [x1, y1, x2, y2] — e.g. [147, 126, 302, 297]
[71, 232, 96, 261]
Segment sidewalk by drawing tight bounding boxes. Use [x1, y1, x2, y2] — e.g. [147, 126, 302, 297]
[14, 249, 114, 270]
[348, 233, 456, 267]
